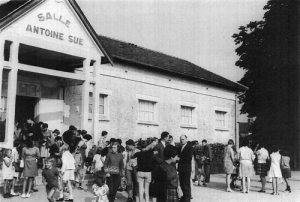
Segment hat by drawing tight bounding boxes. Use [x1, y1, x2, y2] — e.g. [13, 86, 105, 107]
[126, 139, 135, 146]
[69, 125, 77, 131]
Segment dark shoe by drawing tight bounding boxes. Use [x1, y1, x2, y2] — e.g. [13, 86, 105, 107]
[64, 199, 73, 202]
[3, 193, 11, 198]
[31, 188, 38, 192]
[126, 198, 133, 202]
[77, 186, 83, 190]
[203, 183, 207, 187]
[56, 198, 64, 201]
[258, 189, 266, 193]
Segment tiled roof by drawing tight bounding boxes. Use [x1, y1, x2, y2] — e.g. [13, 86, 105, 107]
[0, 0, 30, 21]
[98, 35, 245, 91]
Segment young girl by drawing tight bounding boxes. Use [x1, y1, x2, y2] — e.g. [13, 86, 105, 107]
[93, 148, 104, 172]
[92, 171, 109, 202]
[40, 140, 50, 169]
[268, 146, 282, 195]
[3, 149, 14, 198]
[73, 149, 84, 189]
[280, 150, 291, 193]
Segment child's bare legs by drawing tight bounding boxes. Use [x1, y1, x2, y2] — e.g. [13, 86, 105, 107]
[65, 180, 74, 199]
[271, 177, 278, 194]
[11, 177, 18, 194]
[284, 177, 289, 187]
[46, 187, 57, 202]
[242, 177, 246, 192]
[226, 174, 231, 190]
[246, 177, 250, 192]
[4, 180, 11, 194]
[260, 176, 266, 191]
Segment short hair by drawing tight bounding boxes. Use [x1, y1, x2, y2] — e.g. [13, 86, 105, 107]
[228, 139, 234, 145]
[202, 139, 207, 143]
[140, 140, 149, 149]
[4, 148, 12, 157]
[13, 140, 20, 147]
[55, 136, 62, 141]
[161, 131, 169, 140]
[42, 123, 48, 129]
[110, 138, 117, 143]
[272, 145, 279, 153]
[69, 125, 77, 131]
[26, 139, 34, 148]
[169, 135, 173, 139]
[81, 130, 87, 135]
[60, 144, 69, 152]
[94, 170, 106, 187]
[53, 129, 60, 135]
[105, 140, 110, 145]
[164, 145, 178, 160]
[116, 138, 122, 145]
[83, 134, 92, 141]
[102, 131, 108, 136]
[96, 148, 102, 155]
[45, 157, 55, 163]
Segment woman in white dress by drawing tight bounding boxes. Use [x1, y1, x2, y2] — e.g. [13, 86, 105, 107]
[268, 146, 282, 195]
[239, 140, 255, 193]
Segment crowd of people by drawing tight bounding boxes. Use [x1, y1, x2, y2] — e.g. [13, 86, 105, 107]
[0, 118, 293, 202]
[223, 139, 292, 196]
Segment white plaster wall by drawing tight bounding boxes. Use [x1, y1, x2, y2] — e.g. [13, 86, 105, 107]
[67, 61, 238, 145]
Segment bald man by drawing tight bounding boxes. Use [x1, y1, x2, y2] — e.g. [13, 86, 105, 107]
[178, 135, 194, 202]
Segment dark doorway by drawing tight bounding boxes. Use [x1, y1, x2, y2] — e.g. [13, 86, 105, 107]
[15, 96, 38, 123]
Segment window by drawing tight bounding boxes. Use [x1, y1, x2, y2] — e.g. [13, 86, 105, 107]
[181, 106, 194, 125]
[215, 111, 226, 128]
[89, 92, 109, 120]
[99, 94, 107, 115]
[138, 100, 155, 121]
[17, 82, 40, 97]
[214, 107, 229, 130]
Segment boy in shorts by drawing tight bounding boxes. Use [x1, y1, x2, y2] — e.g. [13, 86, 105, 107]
[42, 157, 61, 202]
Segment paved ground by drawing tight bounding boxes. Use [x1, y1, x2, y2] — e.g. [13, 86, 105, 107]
[1, 171, 300, 202]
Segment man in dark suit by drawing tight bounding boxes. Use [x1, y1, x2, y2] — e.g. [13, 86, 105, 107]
[153, 131, 169, 164]
[178, 135, 193, 202]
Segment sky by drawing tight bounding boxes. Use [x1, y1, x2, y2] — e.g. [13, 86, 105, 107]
[75, 0, 268, 83]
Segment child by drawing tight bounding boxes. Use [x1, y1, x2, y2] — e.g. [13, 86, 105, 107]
[42, 157, 61, 202]
[2, 149, 14, 198]
[230, 146, 240, 189]
[61, 144, 76, 201]
[86, 145, 96, 174]
[93, 148, 104, 172]
[73, 148, 84, 189]
[280, 150, 291, 193]
[11, 140, 21, 196]
[92, 171, 109, 202]
[268, 146, 282, 195]
[197, 154, 207, 186]
[41, 140, 50, 169]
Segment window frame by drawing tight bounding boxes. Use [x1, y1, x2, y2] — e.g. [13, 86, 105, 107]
[136, 94, 160, 126]
[88, 88, 112, 121]
[179, 101, 198, 129]
[214, 106, 229, 131]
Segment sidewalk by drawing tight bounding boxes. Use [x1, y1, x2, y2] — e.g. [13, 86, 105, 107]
[1, 171, 300, 202]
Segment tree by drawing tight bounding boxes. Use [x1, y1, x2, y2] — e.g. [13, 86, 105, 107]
[233, 0, 300, 165]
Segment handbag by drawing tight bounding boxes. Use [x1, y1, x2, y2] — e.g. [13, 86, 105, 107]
[14, 161, 24, 172]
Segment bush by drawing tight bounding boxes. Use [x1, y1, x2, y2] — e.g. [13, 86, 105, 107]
[210, 143, 225, 174]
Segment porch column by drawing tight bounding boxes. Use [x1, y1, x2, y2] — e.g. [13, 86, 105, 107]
[81, 58, 91, 131]
[5, 41, 19, 148]
[92, 60, 100, 142]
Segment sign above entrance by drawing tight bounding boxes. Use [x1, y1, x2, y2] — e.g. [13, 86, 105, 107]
[9, 0, 98, 51]
[25, 12, 83, 46]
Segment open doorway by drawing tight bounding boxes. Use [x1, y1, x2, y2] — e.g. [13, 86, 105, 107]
[15, 96, 38, 123]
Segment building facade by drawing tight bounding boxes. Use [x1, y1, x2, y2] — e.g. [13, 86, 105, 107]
[0, 0, 245, 149]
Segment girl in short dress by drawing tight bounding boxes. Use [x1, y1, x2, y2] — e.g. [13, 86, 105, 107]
[40, 140, 50, 169]
[268, 146, 282, 195]
[280, 150, 291, 193]
[92, 171, 109, 202]
[3, 149, 15, 198]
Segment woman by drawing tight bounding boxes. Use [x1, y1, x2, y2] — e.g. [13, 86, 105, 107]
[254, 142, 269, 193]
[268, 146, 282, 195]
[76, 134, 92, 168]
[224, 139, 235, 192]
[21, 139, 40, 198]
[133, 140, 155, 202]
[239, 139, 255, 193]
[104, 142, 124, 202]
[156, 145, 181, 202]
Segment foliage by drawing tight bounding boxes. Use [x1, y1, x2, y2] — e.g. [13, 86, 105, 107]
[232, 0, 299, 148]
